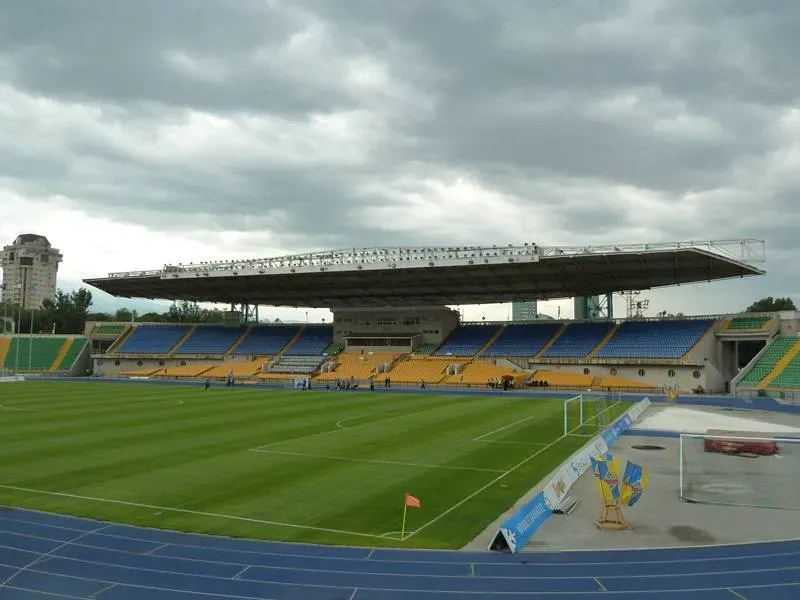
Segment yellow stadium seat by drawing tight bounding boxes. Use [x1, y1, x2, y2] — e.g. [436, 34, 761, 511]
[376, 357, 466, 385]
[204, 358, 270, 379]
[443, 360, 517, 386]
[314, 352, 398, 383]
[530, 370, 594, 389]
[119, 367, 164, 377]
[152, 364, 215, 378]
[594, 376, 658, 390]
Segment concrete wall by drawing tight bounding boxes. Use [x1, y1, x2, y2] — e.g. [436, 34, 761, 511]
[528, 362, 709, 391]
[92, 355, 259, 376]
[333, 306, 460, 345]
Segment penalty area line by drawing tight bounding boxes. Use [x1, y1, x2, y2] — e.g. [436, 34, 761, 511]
[0, 483, 385, 541]
[407, 400, 624, 540]
[250, 449, 505, 473]
[251, 401, 473, 452]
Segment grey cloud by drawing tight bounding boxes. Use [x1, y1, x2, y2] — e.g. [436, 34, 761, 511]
[0, 0, 798, 311]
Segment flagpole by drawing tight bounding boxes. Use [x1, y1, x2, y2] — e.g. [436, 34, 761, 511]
[400, 503, 408, 540]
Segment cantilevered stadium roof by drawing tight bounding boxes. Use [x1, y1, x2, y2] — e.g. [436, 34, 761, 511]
[84, 239, 766, 308]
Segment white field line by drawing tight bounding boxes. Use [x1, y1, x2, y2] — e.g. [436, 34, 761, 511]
[0, 404, 39, 412]
[249, 449, 505, 473]
[472, 408, 560, 445]
[405, 400, 623, 540]
[472, 414, 538, 441]
[0, 484, 385, 541]
[335, 416, 361, 429]
[250, 401, 475, 452]
[472, 439, 549, 446]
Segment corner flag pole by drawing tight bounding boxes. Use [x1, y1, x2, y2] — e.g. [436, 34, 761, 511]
[401, 502, 408, 540]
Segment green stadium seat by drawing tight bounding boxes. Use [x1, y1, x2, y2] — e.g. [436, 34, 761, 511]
[738, 337, 797, 387]
[2, 337, 68, 371]
[728, 316, 771, 330]
[55, 338, 88, 370]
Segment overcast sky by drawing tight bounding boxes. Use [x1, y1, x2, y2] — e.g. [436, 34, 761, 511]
[1, 0, 797, 320]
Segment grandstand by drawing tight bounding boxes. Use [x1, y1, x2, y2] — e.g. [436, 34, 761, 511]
[434, 324, 500, 356]
[84, 310, 800, 396]
[735, 336, 800, 391]
[482, 323, 561, 357]
[0, 335, 88, 374]
[78, 239, 786, 395]
[173, 325, 245, 355]
[116, 324, 191, 354]
[231, 325, 302, 356]
[541, 321, 613, 358]
[596, 319, 714, 359]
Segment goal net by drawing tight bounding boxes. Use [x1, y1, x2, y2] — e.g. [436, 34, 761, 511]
[564, 393, 618, 436]
[679, 432, 800, 510]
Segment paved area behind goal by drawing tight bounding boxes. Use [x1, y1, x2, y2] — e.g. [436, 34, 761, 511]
[526, 433, 800, 552]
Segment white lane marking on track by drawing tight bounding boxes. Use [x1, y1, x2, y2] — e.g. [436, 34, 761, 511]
[1, 512, 799, 567]
[0, 523, 111, 590]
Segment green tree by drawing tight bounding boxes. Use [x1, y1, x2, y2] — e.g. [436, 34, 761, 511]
[39, 288, 94, 334]
[165, 301, 226, 323]
[1, 287, 93, 334]
[167, 300, 204, 323]
[114, 308, 133, 322]
[745, 296, 796, 312]
[86, 311, 112, 322]
[138, 312, 165, 322]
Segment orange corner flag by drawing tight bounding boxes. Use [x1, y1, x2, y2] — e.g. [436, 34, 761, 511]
[404, 493, 421, 508]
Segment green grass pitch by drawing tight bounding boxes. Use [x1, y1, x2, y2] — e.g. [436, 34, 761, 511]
[0, 381, 629, 549]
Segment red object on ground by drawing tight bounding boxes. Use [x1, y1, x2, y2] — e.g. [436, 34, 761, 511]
[703, 429, 779, 455]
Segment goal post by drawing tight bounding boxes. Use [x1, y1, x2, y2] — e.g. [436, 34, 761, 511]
[563, 395, 582, 436]
[679, 432, 800, 510]
[564, 394, 615, 436]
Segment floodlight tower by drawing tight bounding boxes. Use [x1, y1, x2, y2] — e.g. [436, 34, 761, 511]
[574, 294, 614, 320]
[621, 290, 649, 318]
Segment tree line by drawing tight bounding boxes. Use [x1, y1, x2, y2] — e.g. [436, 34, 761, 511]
[0, 292, 795, 336]
[0, 292, 226, 335]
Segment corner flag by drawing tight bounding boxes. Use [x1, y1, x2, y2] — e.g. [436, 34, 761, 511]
[404, 493, 421, 508]
[401, 493, 421, 539]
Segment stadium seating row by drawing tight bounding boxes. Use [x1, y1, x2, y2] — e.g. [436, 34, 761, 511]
[0, 335, 87, 372]
[103, 318, 716, 361]
[724, 315, 773, 331]
[434, 319, 713, 359]
[115, 324, 335, 357]
[737, 336, 800, 390]
[121, 351, 657, 391]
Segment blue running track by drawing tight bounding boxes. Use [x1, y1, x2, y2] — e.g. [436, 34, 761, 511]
[0, 507, 797, 599]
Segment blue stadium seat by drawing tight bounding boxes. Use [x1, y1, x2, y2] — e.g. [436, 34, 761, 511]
[174, 326, 244, 354]
[117, 325, 190, 354]
[232, 325, 299, 356]
[285, 325, 333, 355]
[482, 323, 561, 357]
[543, 322, 612, 358]
[435, 325, 500, 356]
[597, 319, 714, 359]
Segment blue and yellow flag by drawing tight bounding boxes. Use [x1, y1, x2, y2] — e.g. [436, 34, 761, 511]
[590, 453, 621, 500]
[620, 461, 648, 506]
